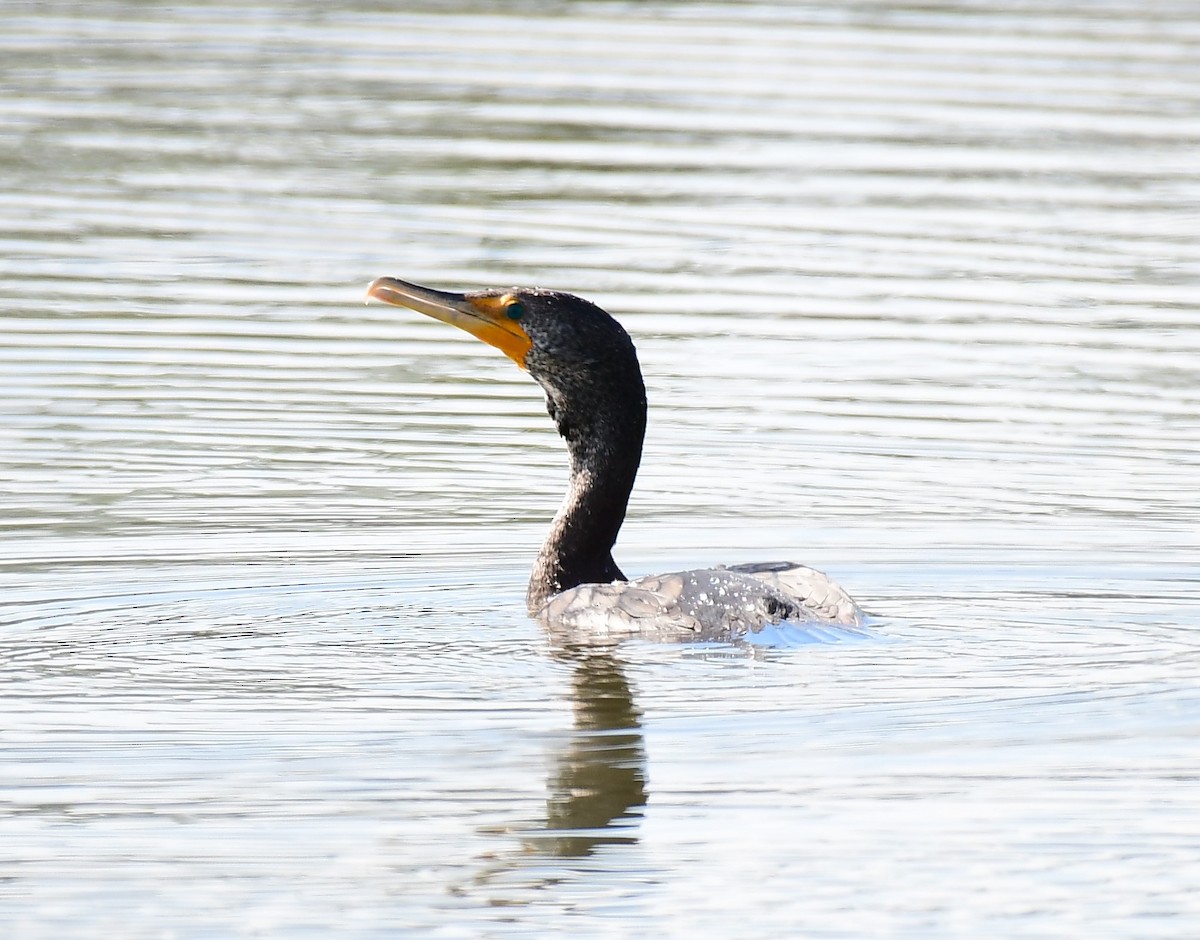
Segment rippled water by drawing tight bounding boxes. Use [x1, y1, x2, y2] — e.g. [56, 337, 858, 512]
[2, 2, 1199, 936]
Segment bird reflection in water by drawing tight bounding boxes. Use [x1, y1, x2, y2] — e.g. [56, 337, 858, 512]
[464, 643, 646, 900]
[535, 644, 646, 857]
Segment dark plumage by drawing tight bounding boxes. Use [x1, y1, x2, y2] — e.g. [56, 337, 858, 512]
[513, 290, 646, 611]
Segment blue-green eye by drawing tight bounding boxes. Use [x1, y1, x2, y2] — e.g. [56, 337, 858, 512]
[505, 300, 526, 321]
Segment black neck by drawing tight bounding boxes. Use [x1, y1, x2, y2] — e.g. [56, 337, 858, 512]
[527, 375, 646, 612]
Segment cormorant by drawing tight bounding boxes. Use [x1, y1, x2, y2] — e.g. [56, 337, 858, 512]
[367, 276, 865, 641]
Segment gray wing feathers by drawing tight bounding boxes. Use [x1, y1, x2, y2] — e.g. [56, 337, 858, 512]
[537, 563, 864, 640]
[726, 561, 866, 626]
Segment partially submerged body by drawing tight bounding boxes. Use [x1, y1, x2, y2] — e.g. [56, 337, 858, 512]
[535, 561, 865, 641]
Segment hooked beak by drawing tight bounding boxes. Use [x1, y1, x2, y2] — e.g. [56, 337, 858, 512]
[366, 276, 532, 368]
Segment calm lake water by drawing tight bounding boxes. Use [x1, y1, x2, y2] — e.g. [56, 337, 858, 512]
[2, 1, 1199, 936]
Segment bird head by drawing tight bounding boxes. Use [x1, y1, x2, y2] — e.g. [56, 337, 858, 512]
[366, 277, 645, 441]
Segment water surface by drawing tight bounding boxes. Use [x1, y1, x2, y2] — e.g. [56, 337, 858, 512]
[2, 2, 1199, 936]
